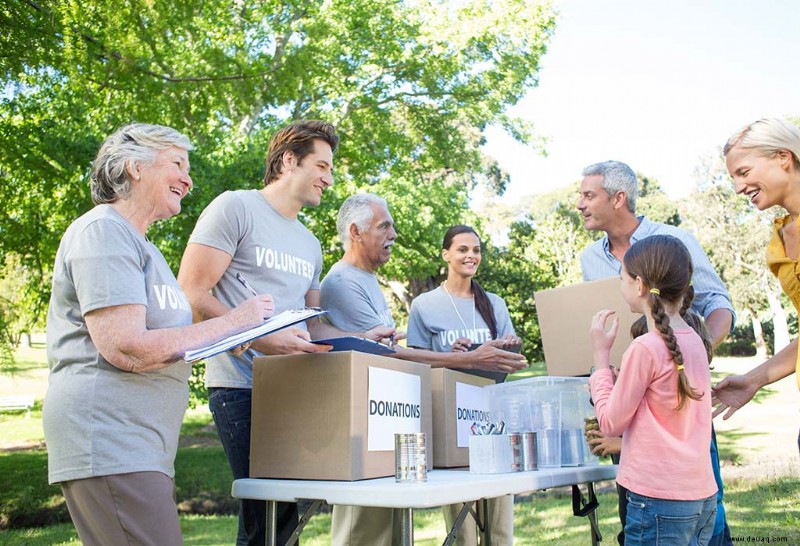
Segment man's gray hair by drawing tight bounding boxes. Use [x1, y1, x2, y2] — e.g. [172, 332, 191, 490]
[337, 193, 388, 250]
[582, 160, 637, 213]
[90, 123, 193, 205]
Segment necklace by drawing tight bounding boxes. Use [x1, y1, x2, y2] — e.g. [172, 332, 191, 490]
[442, 280, 476, 333]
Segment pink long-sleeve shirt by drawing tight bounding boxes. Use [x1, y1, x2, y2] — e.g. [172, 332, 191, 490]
[589, 328, 717, 500]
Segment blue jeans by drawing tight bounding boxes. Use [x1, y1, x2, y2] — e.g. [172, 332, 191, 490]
[209, 387, 299, 546]
[613, 428, 731, 546]
[624, 491, 717, 546]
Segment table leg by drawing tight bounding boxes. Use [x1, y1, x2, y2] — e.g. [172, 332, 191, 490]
[587, 483, 600, 546]
[444, 501, 475, 546]
[285, 499, 323, 546]
[481, 498, 492, 545]
[265, 500, 277, 546]
[572, 482, 602, 546]
[400, 507, 414, 546]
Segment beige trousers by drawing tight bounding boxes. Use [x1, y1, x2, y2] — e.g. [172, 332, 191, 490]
[61, 471, 182, 546]
[331, 495, 514, 546]
[331, 505, 405, 546]
[442, 495, 514, 546]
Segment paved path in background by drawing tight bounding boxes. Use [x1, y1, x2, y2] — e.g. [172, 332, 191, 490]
[711, 356, 799, 480]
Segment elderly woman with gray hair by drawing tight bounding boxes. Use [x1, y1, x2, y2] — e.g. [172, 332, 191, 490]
[43, 123, 275, 546]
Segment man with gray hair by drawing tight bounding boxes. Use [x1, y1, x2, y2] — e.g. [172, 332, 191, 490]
[577, 160, 733, 345]
[321, 193, 527, 374]
[321, 192, 527, 546]
[320, 193, 398, 332]
[577, 160, 734, 546]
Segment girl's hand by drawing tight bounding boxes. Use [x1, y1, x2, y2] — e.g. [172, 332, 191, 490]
[590, 309, 618, 354]
[585, 430, 622, 457]
[451, 337, 472, 352]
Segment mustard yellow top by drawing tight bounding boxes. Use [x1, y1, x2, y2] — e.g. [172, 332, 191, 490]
[766, 214, 800, 389]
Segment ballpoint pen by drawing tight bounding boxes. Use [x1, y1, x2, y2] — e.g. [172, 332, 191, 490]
[236, 272, 259, 297]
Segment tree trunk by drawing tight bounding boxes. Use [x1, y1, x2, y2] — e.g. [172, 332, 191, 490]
[749, 313, 767, 360]
[765, 284, 790, 354]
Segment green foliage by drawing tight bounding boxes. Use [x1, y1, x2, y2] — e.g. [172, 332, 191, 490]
[0, 255, 40, 371]
[479, 214, 589, 365]
[0, 0, 557, 358]
[0, 323, 14, 373]
[187, 361, 207, 410]
[636, 173, 680, 225]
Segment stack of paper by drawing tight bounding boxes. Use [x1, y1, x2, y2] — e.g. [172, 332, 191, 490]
[184, 308, 326, 363]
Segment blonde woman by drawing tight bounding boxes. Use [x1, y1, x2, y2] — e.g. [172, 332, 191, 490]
[716, 117, 800, 456]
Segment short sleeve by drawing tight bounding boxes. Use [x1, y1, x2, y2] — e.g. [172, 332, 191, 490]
[320, 273, 382, 332]
[66, 220, 148, 315]
[188, 191, 243, 257]
[406, 299, 433, 349]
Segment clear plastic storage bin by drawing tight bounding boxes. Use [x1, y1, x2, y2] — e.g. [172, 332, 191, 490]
[483, 376, 596, 469]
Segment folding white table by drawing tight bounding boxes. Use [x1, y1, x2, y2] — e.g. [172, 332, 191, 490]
[233, 464, 617, 546]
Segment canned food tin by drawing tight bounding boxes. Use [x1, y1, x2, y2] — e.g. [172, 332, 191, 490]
[521, 431, 537, 471]
[395, 432, 427, 482]
[508, 433, 524, 472]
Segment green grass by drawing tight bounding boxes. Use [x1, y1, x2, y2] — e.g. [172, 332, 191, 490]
[179, 409, 220, 439]
[174, 446, 237, 513]
[3, 347, 799, 544]
[0, 448, 68, 529]
[0, 404, 44, 445]
[2, 355, 46, 376]
[2, 478, 798, 545]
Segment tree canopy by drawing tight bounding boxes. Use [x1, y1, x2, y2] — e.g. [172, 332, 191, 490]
[0, 0, 557, 350]
[5, 2, 793, 374]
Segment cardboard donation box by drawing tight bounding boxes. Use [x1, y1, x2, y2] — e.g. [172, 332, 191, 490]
[250, 351, 432, 481]
[431, 369, 494, 468]
[534, 277, 639, 376]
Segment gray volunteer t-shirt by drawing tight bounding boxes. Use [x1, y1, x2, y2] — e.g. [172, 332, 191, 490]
[319, 261, 395, 332]
[188, 190, 322, 388]
[44, 205, 193, 484]
[406, 285, 514, 352]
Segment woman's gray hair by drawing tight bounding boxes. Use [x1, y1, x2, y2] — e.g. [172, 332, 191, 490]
[582, 160, 638, 213]
[723, 117, 800, 171]
[90, 123, 193, 205]
[337, 193, 388, 250]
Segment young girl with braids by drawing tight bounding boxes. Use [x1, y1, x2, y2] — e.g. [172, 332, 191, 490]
[407, 224, 520, 546]
[589, 234, 718, 546]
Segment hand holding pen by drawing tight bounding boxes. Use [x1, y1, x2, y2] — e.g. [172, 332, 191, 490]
[235, 272, 273, 319]
[362, 324, 398, 348]
[236, 272, 259, 297]
[230, 273, 275, 355]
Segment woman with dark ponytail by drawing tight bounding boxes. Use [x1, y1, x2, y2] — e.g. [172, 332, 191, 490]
[407, 225, 522, 376]
[589, 235, 717, 545]
[407, 224, 520, 546]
